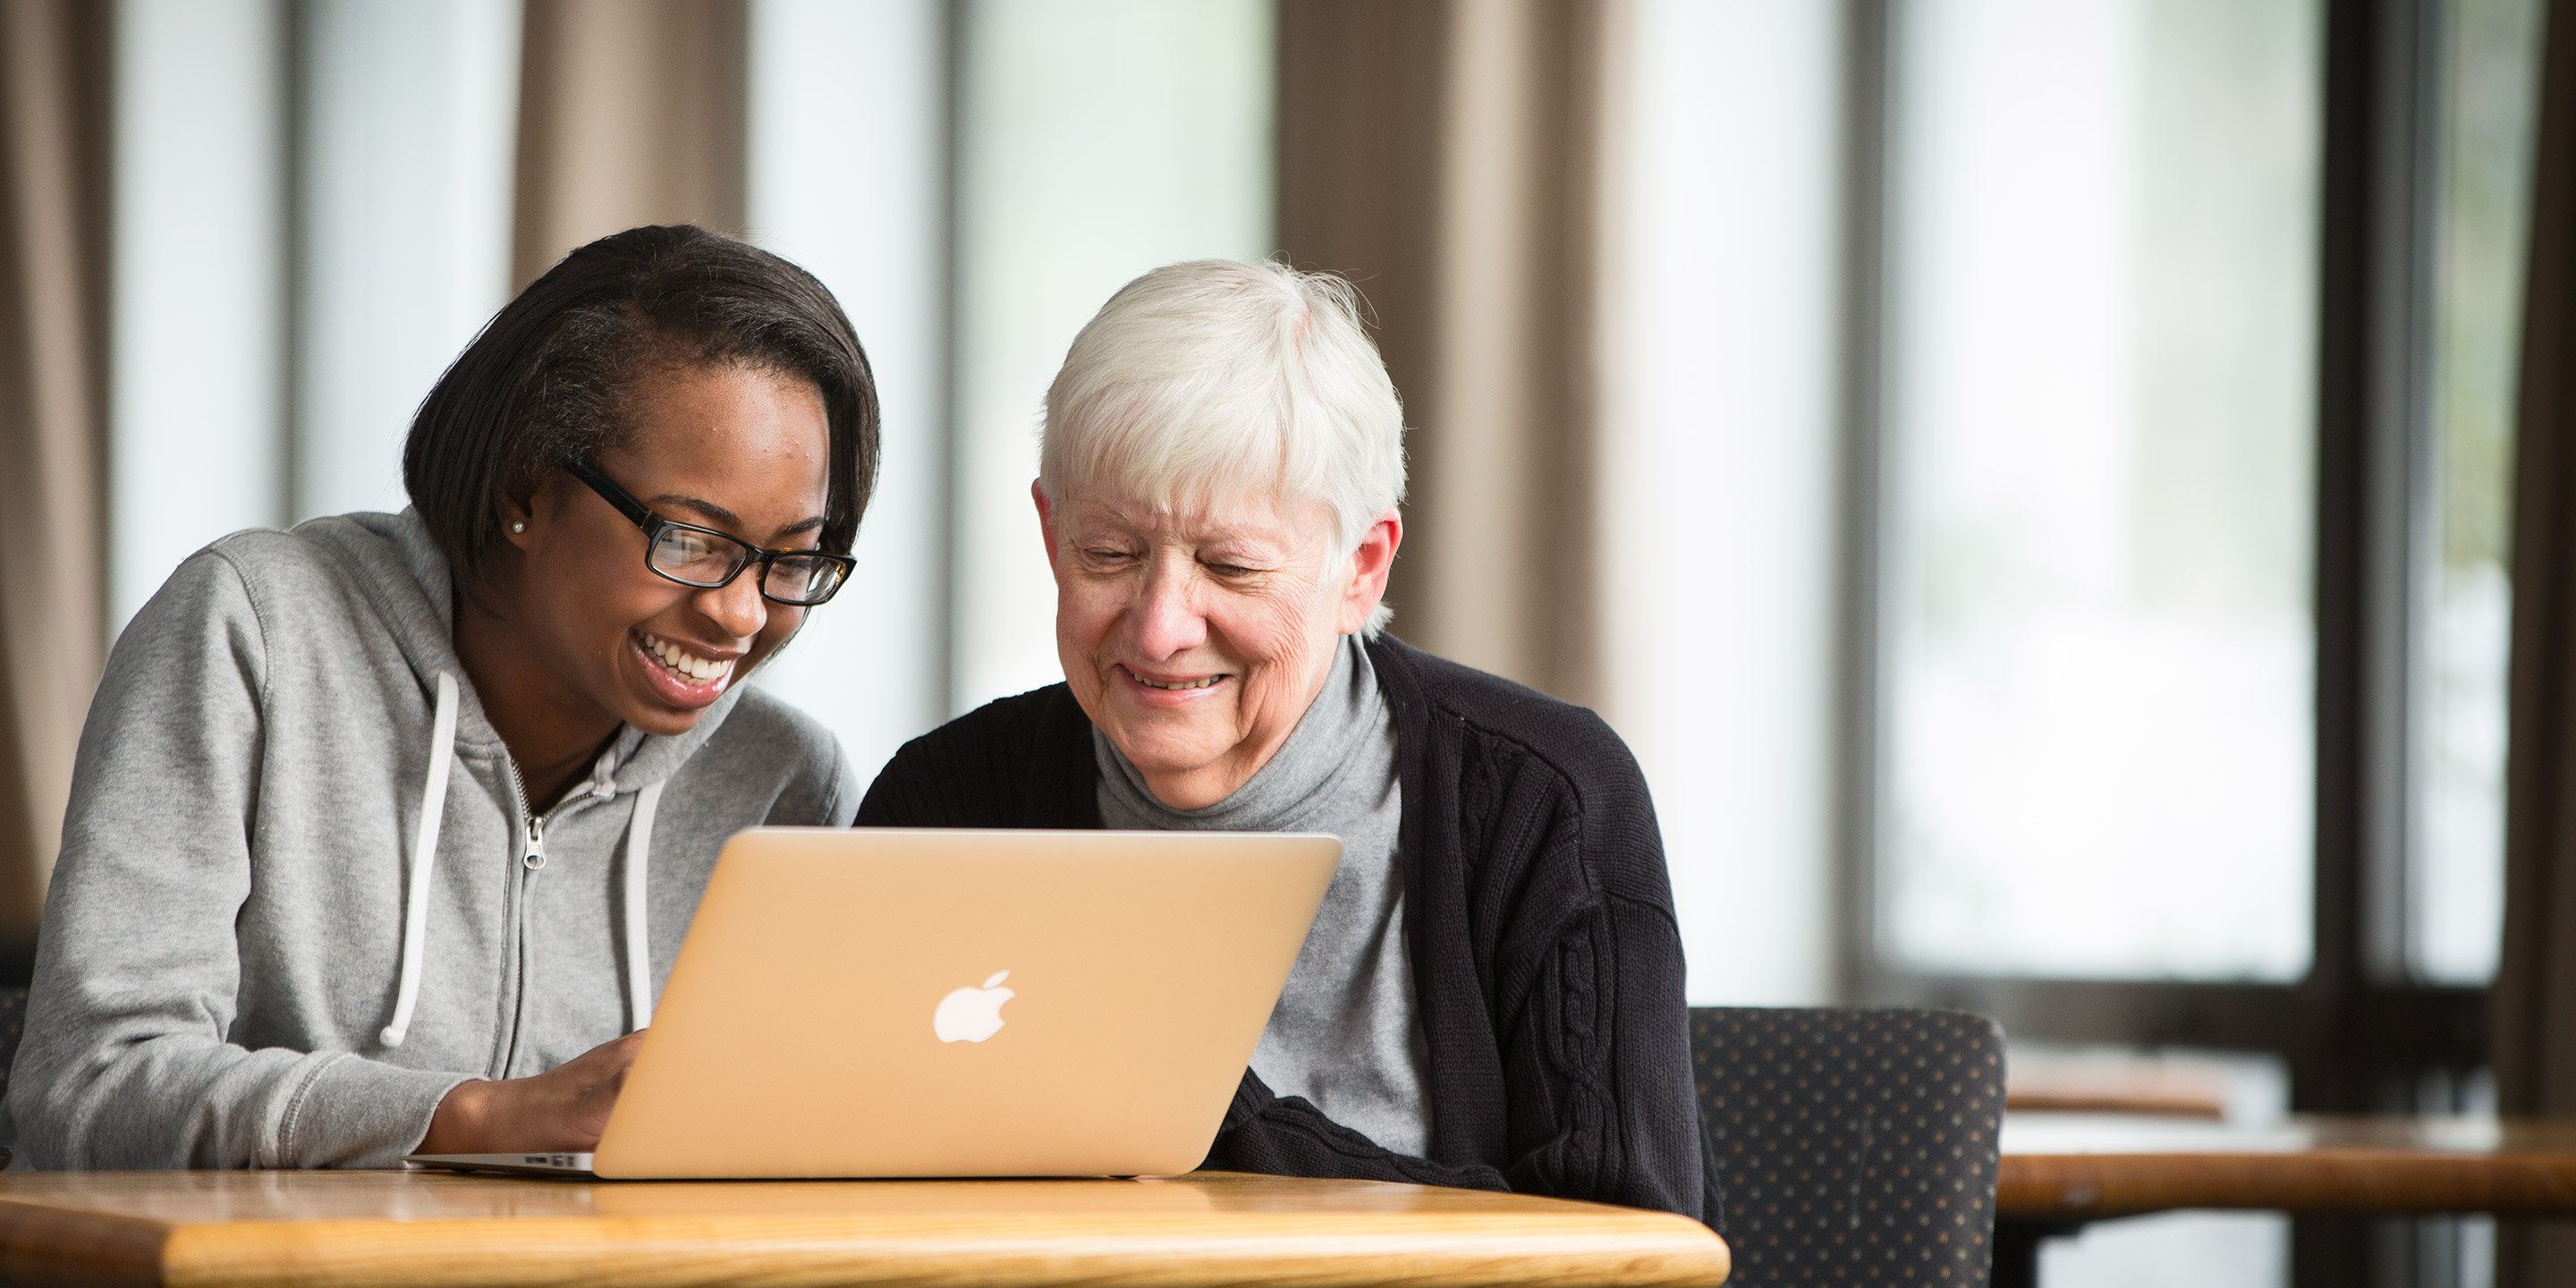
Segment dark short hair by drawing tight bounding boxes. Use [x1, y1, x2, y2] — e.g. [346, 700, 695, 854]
[402, 225, 879, 589]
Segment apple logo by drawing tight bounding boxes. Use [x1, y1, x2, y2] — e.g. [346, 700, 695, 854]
[933, 970, 1014, 1043]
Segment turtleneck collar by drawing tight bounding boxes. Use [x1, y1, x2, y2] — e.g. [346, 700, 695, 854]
[1092, 634, 1382, 830]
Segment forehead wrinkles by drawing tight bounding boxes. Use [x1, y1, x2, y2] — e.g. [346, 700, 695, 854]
[1066, 492, 1331, 553]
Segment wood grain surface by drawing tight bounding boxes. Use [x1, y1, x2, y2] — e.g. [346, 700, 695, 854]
[0, 1170, 1731, 1288]
[2003, 1054, 2232, 1119]
[1998, 1113, 2576, 1218]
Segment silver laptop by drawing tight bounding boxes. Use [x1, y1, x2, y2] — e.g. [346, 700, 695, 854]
[407, 826, 1339, 1179]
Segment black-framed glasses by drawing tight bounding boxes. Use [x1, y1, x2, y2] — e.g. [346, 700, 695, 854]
[565, 460, 854, 606]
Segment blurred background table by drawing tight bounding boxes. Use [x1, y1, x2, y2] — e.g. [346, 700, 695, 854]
[1993, 1113, 2576, 1286]
[2003, 1051, 2233, 1119]
[0, 1168, 1732, 1288]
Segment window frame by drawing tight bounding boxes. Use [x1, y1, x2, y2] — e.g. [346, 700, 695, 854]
[1836, 6, 2505, 1277]
[1834, 0, 2488, 1111]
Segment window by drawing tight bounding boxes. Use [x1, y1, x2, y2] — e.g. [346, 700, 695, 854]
[1858, 0, 2540, 1017]
[1875, 0, 2325, 982]
[746, 0, 1275, 769]
[1852, 0, 2548, 1278]
[1611, 0, 1845, 1006]
[744, 0, 951, 779]
[946, 0, 1275, 715]
[294, 0, 519, 522]
[109, 0, 288, 632]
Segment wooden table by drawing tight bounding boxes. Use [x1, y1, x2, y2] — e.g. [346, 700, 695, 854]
[2003, 1055, 2232, 1119]
[2000, 1112, 2576, 1218]
[0, 1169, 1732, 1288]
[1992, 1113, 2576, 1285]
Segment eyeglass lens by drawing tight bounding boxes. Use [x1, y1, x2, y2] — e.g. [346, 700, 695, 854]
[646, 526, 846, 605]
[763, 554, 848, 604]
[648, 527, 742, 584]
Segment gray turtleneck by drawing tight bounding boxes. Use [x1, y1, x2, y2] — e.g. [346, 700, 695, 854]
[1093, 634, 1430, 1156]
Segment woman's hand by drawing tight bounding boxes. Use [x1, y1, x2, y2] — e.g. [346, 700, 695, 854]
[418, 1030, 646, 1154]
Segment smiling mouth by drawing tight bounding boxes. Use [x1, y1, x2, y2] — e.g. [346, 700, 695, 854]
[1126, 669, 1227, 691]
[636, 630, 738, 690]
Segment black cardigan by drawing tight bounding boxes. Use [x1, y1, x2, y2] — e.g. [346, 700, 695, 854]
[856, 635, 1718, 1224]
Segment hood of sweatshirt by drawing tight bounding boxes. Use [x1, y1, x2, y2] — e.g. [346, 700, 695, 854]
[311, 510, 748, 797]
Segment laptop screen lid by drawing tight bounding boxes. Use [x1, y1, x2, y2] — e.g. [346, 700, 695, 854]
[589, 826, 1340, 1180]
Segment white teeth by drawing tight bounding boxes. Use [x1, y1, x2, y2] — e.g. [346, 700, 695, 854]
[1133, 674, 1219, 691]
[641, 632, 733, 686]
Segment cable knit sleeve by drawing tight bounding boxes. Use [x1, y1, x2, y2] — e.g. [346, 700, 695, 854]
[1466, 757, 1706, 1221]
[1199, 1066, 1508, 1189]
[1498, 882, 1706, 1216]
[1211, 706, 1706, 1220]
[1382, 631, 1715, 1224]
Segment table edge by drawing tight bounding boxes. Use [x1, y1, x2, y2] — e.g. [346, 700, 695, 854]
[0, 1179, 1732, 1288]
[1997, 1148, 2576, 1219]
[0, 1196, 169, 1288]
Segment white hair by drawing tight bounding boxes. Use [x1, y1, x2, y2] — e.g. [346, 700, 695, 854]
[1040, 258, 1407, 635]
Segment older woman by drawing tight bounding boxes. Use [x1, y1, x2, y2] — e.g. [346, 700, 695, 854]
[859, 260, 1711, 1223]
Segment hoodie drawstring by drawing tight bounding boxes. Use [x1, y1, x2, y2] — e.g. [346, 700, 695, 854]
[378, 673, 664, 1047]
[623, 780, 663, 1031]
[381, 672, 459, 1048]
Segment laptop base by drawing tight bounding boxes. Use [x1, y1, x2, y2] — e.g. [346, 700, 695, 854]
[405, 1152, 597, 1177]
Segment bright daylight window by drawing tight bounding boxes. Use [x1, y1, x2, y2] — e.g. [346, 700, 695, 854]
[1877, 0, 2324, 980]
[2411, 0, 2545, 986]
[948, 0, 1275, 715]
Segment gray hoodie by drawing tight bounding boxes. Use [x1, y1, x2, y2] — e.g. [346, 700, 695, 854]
[6, 510, 858, 1169]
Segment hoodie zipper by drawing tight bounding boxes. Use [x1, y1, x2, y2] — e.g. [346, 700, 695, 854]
[503, 759, 590, 870]
[496, 758, 580, 1077]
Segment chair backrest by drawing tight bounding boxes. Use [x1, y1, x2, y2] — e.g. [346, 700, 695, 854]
[1690, 1005, 2004, 1286]
[0, 986, 21, 1167]
[0, 985, 23, 1100]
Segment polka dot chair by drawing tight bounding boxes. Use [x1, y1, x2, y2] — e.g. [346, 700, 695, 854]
[1689, 1006, 2005, 1286]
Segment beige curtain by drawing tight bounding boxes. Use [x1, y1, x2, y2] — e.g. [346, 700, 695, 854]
[0, 0, 109, 939]
[513, 0, 748, 290]
[2494, 0, 2576, 1278]
[1276, 0, 1625, 708]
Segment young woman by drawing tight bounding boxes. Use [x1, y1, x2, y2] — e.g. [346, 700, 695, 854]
[7, 225, 875, 1168]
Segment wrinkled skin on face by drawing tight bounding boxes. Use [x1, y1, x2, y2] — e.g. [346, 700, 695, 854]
[453, 360, 832, 810]
[1037, 479, 1402, 810]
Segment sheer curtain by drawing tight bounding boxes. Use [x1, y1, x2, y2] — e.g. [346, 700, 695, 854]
[513, 0, 747, 287]
[1276, 0, 1621, 707]
[2496, 0, 2576, 1281]
[0, 0, 110, 939]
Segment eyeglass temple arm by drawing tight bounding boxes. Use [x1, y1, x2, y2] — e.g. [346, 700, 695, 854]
[566, 459, 656, 528]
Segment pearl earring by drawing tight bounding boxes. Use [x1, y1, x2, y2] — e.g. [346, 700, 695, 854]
[512, 521, 526, 533]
